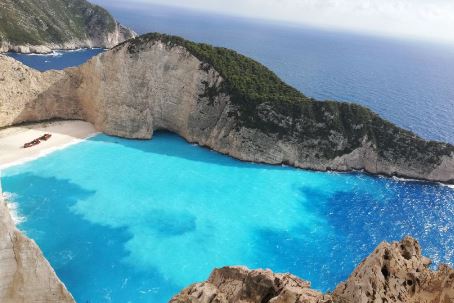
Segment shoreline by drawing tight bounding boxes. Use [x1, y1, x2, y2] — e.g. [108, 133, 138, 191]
[1, 120, 453, 189]
[1, 47, 107, 56]
[0, 120, 98, 170]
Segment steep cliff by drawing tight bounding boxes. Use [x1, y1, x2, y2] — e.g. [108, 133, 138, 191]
[171, 237, 454, 303]
[0, 0, 136, 53]
[1, 33, 454, 183]
[0, 198, 74, 303]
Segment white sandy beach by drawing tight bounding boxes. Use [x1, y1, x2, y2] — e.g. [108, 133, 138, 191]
[0, 120, 97, 169]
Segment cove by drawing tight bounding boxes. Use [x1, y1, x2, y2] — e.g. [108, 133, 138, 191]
[2, 132, 454, 303]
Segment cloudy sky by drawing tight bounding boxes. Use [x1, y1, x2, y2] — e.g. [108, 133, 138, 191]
[96, 0, 454, 44]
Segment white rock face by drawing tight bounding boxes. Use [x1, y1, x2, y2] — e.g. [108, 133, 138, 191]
[0, 198, 74, 303]
[73, 40, 454, 184]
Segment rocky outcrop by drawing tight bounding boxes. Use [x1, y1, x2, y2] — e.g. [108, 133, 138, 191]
[1, 33, 454, 184]
[333, 237, 454, 303]
[170, 266, 332, 303]
[171, 237, 454, 303]
[0, 197, 74, 303]
[0, 0, 136, 54]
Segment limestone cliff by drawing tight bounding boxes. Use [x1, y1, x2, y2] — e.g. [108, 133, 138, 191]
[171, 237, 454, 303]
[1, 33, 453, 183]
[0, 197, 74, 303]
[0, 0, 136, 54]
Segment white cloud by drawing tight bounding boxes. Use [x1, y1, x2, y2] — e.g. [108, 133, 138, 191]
[97, 0, 454, 43]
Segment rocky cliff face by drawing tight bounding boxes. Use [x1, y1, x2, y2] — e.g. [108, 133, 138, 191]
[0, 0, 136, 53]
[171, 237, 454, 303]
[0, 197, 74, 303]
[2, 33, 453, 183]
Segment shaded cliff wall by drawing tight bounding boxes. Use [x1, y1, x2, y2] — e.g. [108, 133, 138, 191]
[0, 55, 83, 126]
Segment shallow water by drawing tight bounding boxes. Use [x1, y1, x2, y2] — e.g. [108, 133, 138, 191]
[3, 132, 453, 302]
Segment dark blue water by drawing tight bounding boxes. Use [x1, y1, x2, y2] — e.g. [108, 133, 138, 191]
[4, 133, 454, 303]
[7, 48, 104, 71]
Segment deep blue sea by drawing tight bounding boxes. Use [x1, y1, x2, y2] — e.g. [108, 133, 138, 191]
[7, 48, 104, 71]
[3, 133, 454, 303]
[3, 3, 454, 303]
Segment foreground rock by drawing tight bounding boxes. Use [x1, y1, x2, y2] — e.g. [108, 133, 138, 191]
[0, 0, 135, 53]
[170, 266, 332, 303]
[0, 198, 74, 303]
[1, 33, 453, 183]
[333, 237, 454, 303]
[171, 237, 454, 303]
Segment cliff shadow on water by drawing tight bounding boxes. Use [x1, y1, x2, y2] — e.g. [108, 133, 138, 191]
[87, 130, 286, 170]
[2, 170, 183, 302]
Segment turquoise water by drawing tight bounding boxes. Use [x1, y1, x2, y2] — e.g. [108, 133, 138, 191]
[3, 132, 454, 302]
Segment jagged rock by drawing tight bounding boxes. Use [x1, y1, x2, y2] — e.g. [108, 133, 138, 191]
[332, 236, 454, 303]
[171, 238, 453, 303]
[1, 34, 453, 183]
[0, 0, 136, 53]
[0, 198, 74, 303]
[170, 266, 332, 303]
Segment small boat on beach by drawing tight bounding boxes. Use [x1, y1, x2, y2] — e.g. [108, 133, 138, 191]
[23, 139, 41, 148]
[23, 133, 52, 148]
[39, 133, 52, 141]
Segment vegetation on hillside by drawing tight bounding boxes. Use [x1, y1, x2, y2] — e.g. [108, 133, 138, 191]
[122, 33, 454, 164]
[0, 0, 116, 45]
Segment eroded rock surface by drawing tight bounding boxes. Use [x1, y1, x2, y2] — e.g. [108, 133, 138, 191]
[170, 266, 332, 303]
[0, 198, 74, 303]
[171, 237, 454, 303]
[333, 237, 454, 303]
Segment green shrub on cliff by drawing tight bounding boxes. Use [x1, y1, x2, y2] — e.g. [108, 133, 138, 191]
[126, 33, 310, 107]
